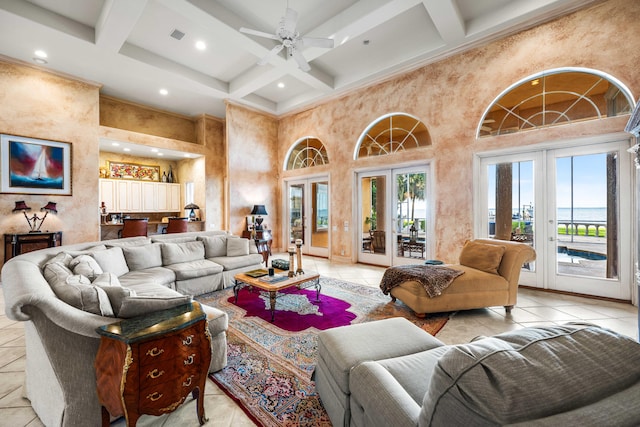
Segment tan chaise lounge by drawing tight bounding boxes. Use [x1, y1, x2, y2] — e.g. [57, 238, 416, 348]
[386, 239, 536, 316]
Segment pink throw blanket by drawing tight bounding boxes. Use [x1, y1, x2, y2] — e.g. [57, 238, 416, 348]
[379, 265, 464, 298]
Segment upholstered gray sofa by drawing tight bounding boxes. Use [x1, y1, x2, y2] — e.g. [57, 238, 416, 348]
[317, 318, 640, 427]
[1, 230, 263, 427]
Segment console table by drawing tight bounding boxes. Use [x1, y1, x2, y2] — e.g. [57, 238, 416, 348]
[242, 229, 273, 265]
[95, 302, 211, 426]
[4, 231, 62, 262]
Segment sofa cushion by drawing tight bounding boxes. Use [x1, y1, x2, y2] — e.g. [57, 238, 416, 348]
[227, 237, 249, 256]
[197, 235, 227, 258]
[459, 240, 505, 275]
[69, 255, 103, 281]
[165, 259, 223, 281]
[91, 247, 130, 277]
[91, 273, 136, 317]
[420, 323, 640, 426]
[118, 267, 176, 289]
[117, 295, 192, 318]
[122, 243, 163, 271]
[209, 254, 263, 271]
[161, 241, 205, 265]
[43, 265, 114, 317]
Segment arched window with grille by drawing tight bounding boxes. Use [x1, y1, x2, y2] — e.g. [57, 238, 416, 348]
[354, 113, 431, 160]
[477, 67, 633, 138]
[285, 136, 329, 170]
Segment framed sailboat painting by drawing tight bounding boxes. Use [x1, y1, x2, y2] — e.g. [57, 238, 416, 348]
[1, 134, 72, 195]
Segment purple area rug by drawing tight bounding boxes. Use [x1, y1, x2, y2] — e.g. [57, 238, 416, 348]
[229, 285, 357, 332]
[197, 277, 450, 427]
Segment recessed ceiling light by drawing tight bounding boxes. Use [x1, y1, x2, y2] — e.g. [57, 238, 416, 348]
[157, 152, 164, 156]
[277, 82, 285, 89]
[34, 50, 47, 58]
[159, 88, 169, 96]
[184, 153, 192, 158]
[195, 40, 206, 50]
[123, 148, 131, 152]
[111, 142, 120, 146]
[151, 148, 159, 152]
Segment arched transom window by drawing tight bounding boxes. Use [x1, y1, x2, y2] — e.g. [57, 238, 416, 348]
[285, 137, 329, 170]
[355, 113, 431, 159]
[478, 68, 634, 138]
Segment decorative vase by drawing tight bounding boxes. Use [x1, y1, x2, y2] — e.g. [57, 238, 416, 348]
[162, 171, 167, 182]
[167, 166, 174, 183]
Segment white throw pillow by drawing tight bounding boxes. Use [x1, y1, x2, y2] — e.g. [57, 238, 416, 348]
[227, 237, 250, 257]
[69, 255, 104, 281]
[117, 295, 192, 318]
[91, 247, 130, 277]
[47, 272, 114, 317]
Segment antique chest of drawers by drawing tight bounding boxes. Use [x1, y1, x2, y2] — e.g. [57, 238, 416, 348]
[95, 302, 211, 426]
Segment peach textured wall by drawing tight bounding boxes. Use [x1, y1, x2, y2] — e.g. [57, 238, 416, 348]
[278, 0, 640, 263]
[225, 103, 280, 246]
[0, 60, 100, 265]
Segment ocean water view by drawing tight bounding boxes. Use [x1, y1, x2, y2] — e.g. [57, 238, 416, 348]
[556, 207, 606, 222]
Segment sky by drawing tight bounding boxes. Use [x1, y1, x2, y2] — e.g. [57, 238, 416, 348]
[487, 152, 609, 211]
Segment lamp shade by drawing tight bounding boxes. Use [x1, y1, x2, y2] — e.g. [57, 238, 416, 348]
[250, 205, 268, 216]
[41, 202, 58, 213]
[184, 203, 200, 210]
[13, 201, 31, 212]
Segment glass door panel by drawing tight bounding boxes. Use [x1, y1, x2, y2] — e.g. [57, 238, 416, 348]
[288, 184, 304, 244]
[286, 178, 330, 257]
[394, 169, 428, 263]
[358, 172, 390, 265]
[309, 180, 329, 256]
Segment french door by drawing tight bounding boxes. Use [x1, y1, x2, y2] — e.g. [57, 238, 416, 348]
[478, 138, 632, 299]
[286, 177, 329, 257]
[357, 165, 431, 266]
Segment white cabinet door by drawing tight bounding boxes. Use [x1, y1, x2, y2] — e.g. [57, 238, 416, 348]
[157, 183, 168, 211]
[99, 179, 117, 212]
[129, 181, 142, 212]
[169, 184, 181, 211]
[142, 182, 157, 211]
[116, 180, 130, 211]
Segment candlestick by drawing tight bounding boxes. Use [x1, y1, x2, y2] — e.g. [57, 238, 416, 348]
[295, 239, 304, 275]
[288, 247, 295, 278]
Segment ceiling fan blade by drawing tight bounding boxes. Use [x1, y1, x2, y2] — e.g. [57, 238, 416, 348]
[240, 27, 280, 41]
[302, 37, 334, 49]
[283, 8, 298, 34]
[257, 44, 284, 65]
[292, 48, 311, 72]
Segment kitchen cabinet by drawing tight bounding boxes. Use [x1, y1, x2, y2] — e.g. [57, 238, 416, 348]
[100, 179, 181, 213]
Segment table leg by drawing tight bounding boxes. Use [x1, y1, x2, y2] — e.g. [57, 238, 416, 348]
[269, 291, 277, 322]
[314, 278, 321, 301]
[233, 280, 241, 303]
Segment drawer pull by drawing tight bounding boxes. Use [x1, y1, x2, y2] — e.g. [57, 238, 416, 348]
[147, 369, 165, 379]
[146, 347, 164, 357]
[184, 354, 195, 365]
[146, 392, 163, 402]
[182, 375, 194, 387]
[182, 335, 194, 346]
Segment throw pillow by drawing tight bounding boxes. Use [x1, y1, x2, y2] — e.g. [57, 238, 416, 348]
[122, 243, 163, 271]
[227, 237, 249, 257]
[69, 254, 104, 281]
[48, 273, 114, 317]
[91, 272, 136, 317]
[459, 240, 506, 275]
[91, 246, 130, 277]
[117, 295, 192, 318]
[197, 235, 227, 258]
[43, 261, 74, 285]
[161, 241, 205, 265]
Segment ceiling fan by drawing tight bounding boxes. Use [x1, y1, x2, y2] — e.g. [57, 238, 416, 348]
[239, 7, 334, 72]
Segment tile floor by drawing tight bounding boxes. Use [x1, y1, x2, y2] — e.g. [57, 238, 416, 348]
[0, 254, 637, 426]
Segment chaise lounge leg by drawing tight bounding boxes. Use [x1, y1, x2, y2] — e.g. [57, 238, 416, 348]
[504, 305, 514, 313]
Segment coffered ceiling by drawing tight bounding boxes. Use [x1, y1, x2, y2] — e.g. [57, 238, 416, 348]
[0, 0, 599, 119]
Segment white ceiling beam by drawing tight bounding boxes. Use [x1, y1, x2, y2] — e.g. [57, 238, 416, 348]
[421, 0, 465, 43]
[119, 43, 229, 96]
[95, 0, 148, 52]
[0, 0, 93, 42]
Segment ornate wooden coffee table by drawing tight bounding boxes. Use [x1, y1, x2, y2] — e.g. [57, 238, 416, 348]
[233, 271, 321, 321]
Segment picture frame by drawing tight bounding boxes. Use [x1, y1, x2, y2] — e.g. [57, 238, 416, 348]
[108, 161, 160, 181]
[1, 134, 72, 195]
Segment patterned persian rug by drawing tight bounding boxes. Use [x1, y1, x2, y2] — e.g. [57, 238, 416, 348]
[196, 277, 451, 427]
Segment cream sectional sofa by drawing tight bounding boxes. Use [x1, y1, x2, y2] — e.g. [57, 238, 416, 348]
[1, 230, 263, 427]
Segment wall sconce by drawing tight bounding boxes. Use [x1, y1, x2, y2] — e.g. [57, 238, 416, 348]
[184, 203, 200, 221]
[250, 205, 268, 230]
[13, 201, 58, 232]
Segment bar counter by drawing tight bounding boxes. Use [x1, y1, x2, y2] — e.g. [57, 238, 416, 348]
[100, 220, 205, 240]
